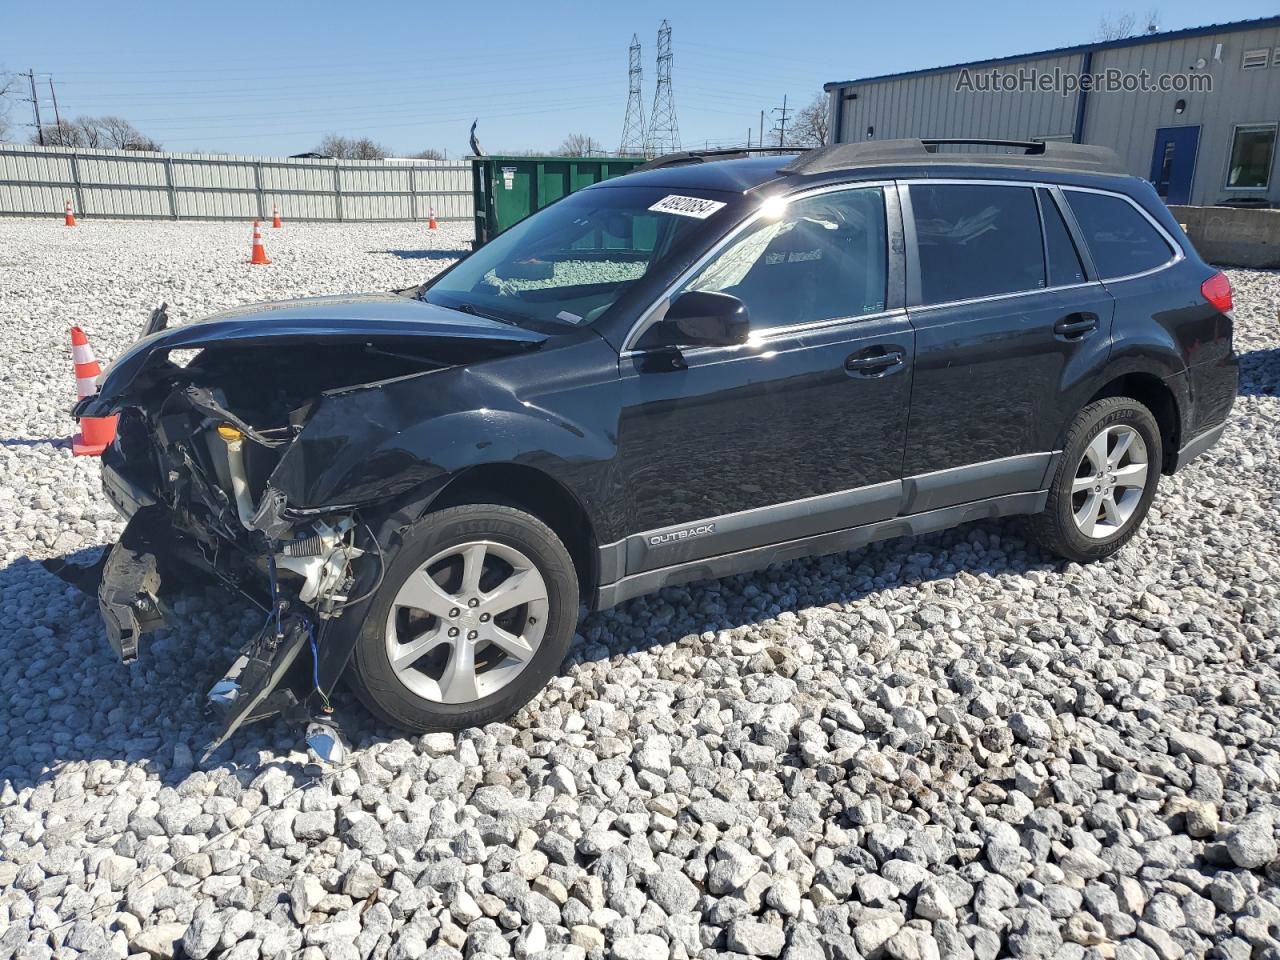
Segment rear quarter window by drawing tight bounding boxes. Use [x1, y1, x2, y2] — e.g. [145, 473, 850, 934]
[1064, 190, 1175, 279]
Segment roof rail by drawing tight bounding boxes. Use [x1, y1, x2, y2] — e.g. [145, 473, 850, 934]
[629, 146, 802, 174]
[781, 138, 1127, 176]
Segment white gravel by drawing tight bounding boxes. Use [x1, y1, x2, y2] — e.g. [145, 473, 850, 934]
[1, 217, 1278, 960]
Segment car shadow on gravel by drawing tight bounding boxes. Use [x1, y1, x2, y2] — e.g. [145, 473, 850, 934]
[1, 547, 322, 794]
[376, 248, 472, 261]
[4, 517, 1055, 794]
[1238, 347, 1280, 396]
[571, 516, 1060, 665]
[0, 436, 70, 449]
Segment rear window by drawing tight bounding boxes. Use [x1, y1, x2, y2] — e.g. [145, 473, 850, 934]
[1063, 190, 1175, 279]
[909, 183, 1045, 305]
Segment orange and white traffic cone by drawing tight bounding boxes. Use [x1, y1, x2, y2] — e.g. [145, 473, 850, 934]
[428, 205, 438, 231]
[64, 199, 77, 227]
[249, 220, 271, 265]
[272, 204, 282, 228]
[70, 326, 117, 456]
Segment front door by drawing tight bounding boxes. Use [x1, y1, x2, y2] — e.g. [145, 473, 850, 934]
[615, 184, 914, 574]
[1150, 126, 1200, 205]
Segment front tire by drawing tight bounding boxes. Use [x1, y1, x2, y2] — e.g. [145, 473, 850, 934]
[1027, 397, 1162, 563]
[348, 504, 578, 732]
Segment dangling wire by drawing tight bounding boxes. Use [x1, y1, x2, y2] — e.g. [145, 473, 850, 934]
[306, 619, 333, 714]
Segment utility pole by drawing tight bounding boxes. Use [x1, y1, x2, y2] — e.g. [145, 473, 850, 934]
[28, 69, 44, 145]
[759, 110, 765, 150]
[772, 94, 791, 148]
[47, 76, 62, 128]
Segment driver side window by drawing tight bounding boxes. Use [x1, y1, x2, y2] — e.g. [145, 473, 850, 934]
[678, 187, 888, 332]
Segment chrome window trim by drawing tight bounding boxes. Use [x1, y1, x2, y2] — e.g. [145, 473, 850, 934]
[619, 179, 895, 354]
[621, 175, 1185, 354]
[619, 307, 908, 362]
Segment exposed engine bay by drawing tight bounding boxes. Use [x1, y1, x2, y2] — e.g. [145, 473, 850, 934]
[80, 295, 548, 761]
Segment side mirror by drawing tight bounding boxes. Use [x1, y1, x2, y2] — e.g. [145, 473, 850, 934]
[661, 291, 750, 347]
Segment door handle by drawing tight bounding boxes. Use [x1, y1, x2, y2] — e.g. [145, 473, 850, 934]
[1054, 313, 1098, 340]
[845, 350, 904, 375]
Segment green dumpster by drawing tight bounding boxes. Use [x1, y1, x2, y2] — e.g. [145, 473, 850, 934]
[470, 155, 648, 248]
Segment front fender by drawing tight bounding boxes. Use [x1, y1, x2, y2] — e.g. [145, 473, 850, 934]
[268, 365, 617, 509]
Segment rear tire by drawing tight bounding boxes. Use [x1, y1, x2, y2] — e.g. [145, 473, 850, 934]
[348, 503, 577, 732]
[1027, 397, 1162, 563]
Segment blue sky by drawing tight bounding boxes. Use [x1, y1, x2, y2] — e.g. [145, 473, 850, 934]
[3, 0, 1274, 157]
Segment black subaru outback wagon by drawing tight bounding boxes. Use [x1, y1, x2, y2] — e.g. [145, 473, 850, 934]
[81, 138, 1237, 748]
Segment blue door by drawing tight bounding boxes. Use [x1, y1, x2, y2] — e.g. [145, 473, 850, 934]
[1150, 126, 1200, 205]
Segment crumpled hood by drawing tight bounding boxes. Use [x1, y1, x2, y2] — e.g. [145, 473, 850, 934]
[78, 293, 546, 417]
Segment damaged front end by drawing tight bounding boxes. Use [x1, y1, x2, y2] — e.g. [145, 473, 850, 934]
[79, 294, 546, 760]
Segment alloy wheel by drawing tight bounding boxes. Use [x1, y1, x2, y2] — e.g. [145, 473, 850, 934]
[1070, 424, 1149, 539]
[384, 540, 549, 704]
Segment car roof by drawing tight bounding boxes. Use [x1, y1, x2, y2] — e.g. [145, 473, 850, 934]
[602, 139, 1132, 195]
[594, 155, 793, 194]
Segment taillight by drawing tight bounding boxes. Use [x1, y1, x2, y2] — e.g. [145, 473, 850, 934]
[1201, 271, 1233, 313]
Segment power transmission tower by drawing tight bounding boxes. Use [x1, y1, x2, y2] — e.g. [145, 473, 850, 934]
[619, 34, 646, 156]
[646, 20, 680, 155]
[772, 95, 791, 147]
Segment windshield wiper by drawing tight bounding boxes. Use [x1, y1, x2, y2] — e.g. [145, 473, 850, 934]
[443, 301, 519, 326]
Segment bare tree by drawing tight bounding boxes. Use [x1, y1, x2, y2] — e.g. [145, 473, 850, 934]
[91, 115, 159, 150]
[32, 115, 160, 150]
[34, 119, 85, 147]
[1096, 11, 1138, 40]
[315, 133, 389, 160]
[556, 133, 597, 156]
[409, 147, 445, 160]
[0, 69, 18, 141]
[788, 94, 830, 148]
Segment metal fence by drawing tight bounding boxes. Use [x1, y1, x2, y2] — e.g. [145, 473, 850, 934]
[0, 144, 473, 222]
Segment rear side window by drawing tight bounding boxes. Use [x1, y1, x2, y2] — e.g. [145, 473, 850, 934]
[1063, 190, 1175, 279]
[909, 183, 1044, 305]
[1037, 188, 1087, 287]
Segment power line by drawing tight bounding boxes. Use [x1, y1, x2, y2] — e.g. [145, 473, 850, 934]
[619, 33, 646, 157]
[645, 19, 680, 155]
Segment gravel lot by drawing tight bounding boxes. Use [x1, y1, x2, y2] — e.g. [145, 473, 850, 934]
[0, 217, 1277, 960]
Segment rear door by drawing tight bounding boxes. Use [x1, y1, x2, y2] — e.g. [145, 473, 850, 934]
[899, 180, 1116, 509]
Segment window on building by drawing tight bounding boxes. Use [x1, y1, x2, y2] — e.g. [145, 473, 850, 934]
[909, 183, 1044, 304]
[1241, 48, 1270, 70]
[1225, 124, 1277, 189]
[1037, 189, 1087, 287]
[679, 187, 888, 331]
[1064, 190, 1175, 279]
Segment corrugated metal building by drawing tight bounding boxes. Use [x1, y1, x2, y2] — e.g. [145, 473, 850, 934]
[824, 16, 1280, 207]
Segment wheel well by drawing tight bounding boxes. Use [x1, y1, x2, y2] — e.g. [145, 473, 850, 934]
[427, 464, 598, 601]
[1088, 373, 1180, 473]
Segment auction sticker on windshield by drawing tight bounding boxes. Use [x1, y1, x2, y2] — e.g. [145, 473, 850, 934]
[648, 195, 727, 219]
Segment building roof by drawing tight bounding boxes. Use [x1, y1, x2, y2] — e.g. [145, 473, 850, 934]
[824, 15, 1280, 90]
